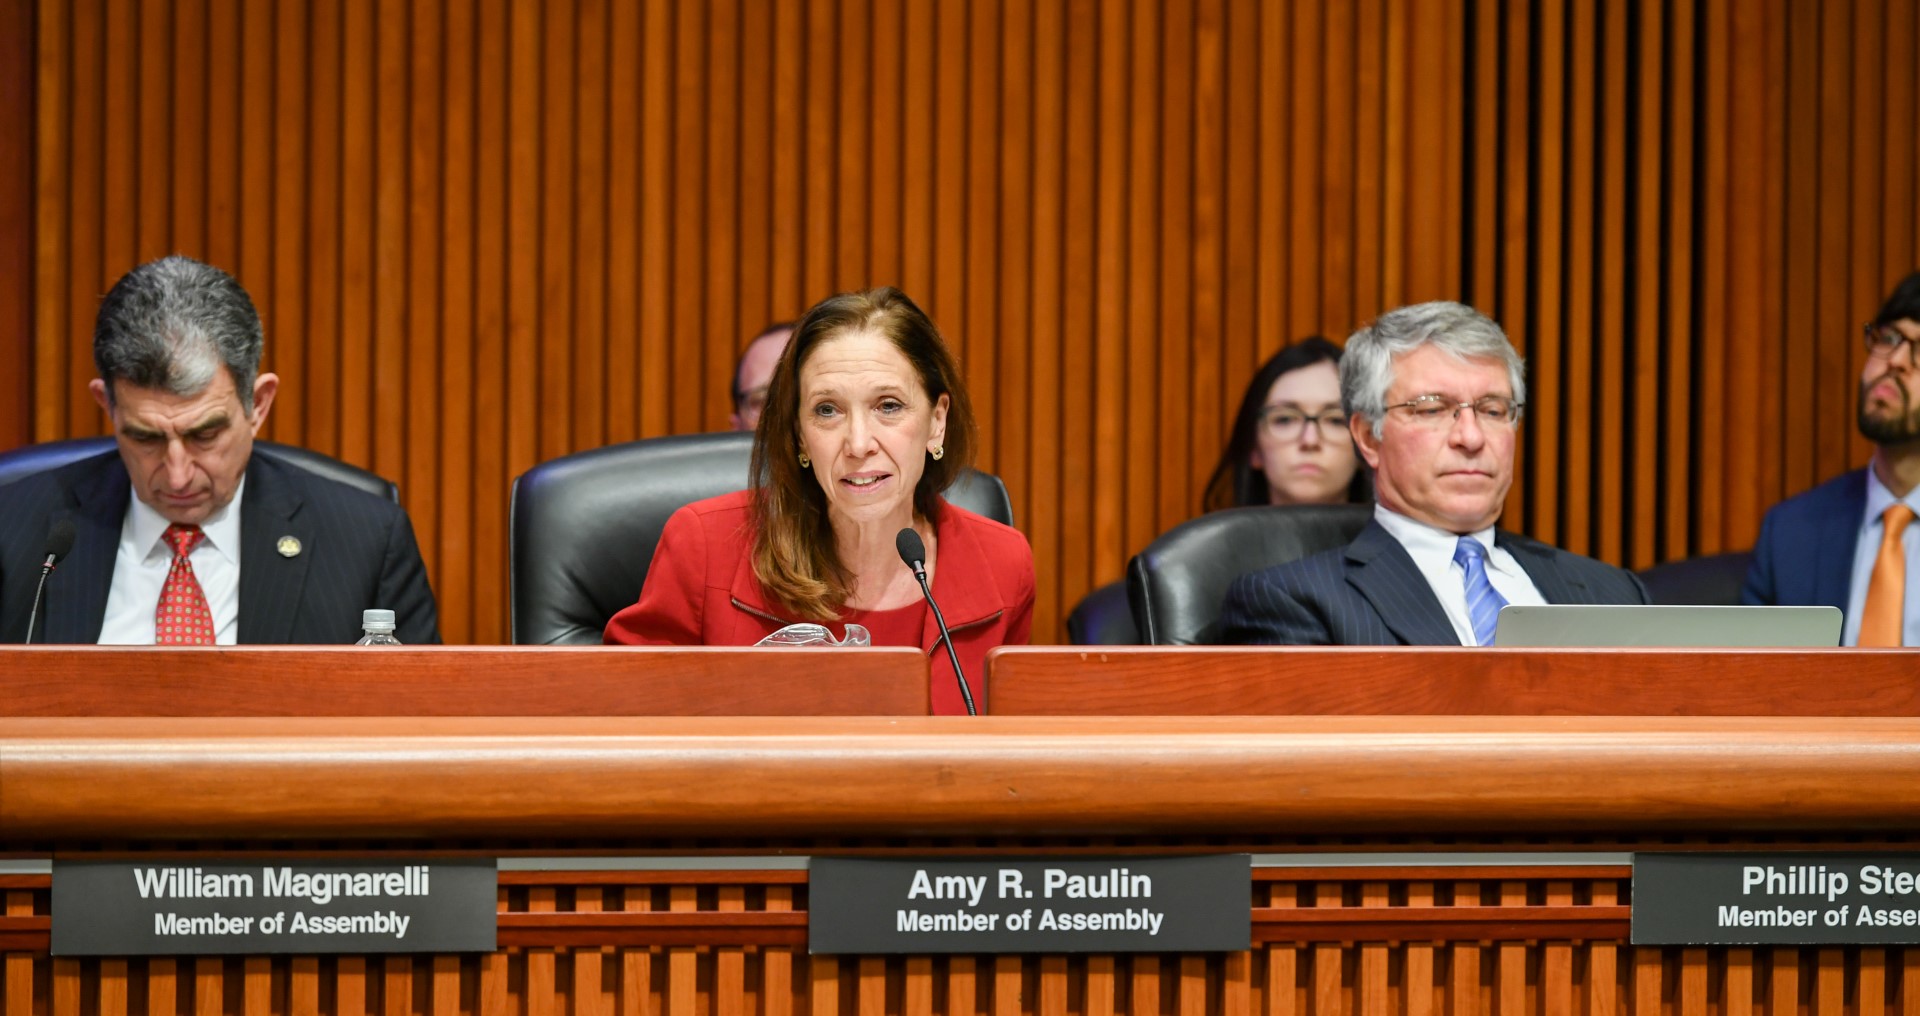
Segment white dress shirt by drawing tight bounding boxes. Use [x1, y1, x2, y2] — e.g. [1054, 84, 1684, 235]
[1372, 503, 1547, 646]
[1841, 468, 1920, 647]
[98, 478, 245, 645]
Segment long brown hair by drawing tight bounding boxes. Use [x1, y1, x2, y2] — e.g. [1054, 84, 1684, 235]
[749, 287, 979, 620]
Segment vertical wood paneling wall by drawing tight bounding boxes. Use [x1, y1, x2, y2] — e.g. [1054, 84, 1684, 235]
[13, 0, 1920, 643]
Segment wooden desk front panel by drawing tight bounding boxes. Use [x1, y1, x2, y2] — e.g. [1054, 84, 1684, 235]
[7, 859, 1917, 1016]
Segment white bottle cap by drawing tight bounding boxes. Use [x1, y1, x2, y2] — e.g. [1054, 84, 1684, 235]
[362, 609, 396, 630]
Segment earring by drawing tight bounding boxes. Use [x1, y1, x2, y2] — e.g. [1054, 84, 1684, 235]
[798, 451, 811, 468]
[930, 446, 944, 461]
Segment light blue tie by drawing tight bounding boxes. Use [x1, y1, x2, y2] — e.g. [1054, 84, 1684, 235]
[1453, 536, 1507, 646]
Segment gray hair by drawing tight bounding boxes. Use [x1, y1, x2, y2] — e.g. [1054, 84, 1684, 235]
[94, 255, 265, 412]
[1340, 300, 1526, 438]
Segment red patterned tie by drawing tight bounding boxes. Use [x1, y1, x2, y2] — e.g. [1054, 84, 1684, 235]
[156, 524, 215, 645]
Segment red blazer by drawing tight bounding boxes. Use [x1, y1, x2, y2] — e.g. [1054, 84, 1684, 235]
[603, 489, 1035, 714]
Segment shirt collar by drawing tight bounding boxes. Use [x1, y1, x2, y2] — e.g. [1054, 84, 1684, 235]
[126, 476, 247, 564]
[1862, 464, 1917, 527]
[1372, 502, 1509, 574]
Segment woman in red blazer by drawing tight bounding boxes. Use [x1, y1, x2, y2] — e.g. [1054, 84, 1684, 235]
[604, 287, 1034, 715]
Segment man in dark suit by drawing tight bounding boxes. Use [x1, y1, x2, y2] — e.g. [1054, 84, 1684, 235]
[1742, 272, 1920, 646]
[1219, 301, 1646, 645]
[0, 255, 439, 644]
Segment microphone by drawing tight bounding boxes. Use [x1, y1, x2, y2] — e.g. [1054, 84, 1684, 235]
[896, 527, 977, 716]
[26, 519, 76, 645]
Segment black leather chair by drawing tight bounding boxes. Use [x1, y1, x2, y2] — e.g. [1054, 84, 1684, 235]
[1065, 579, 1140, 645]
[1127, 503, 1373, 645]
[1637, 551, 1755, 606]
[0, 436, 400, 503]
[509, 430, 1016, 645]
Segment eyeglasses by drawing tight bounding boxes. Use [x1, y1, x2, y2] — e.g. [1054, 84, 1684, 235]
[1863, 324, 1919, 362]
[1384, 394, 1523, 428]
[1260, 407, 1349, 441]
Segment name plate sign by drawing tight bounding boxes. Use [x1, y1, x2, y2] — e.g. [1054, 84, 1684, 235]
[1634, 853, 1920, 945]
[809, 855, 1249, 954]
[52, 859, 497, 955]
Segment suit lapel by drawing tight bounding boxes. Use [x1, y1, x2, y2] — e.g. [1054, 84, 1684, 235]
[1811, 470, 1868, 611]
[1344, 522, 1460, 645]
[44, 455, 126, 644]
[1498, 531, 1586, 604]
[237, 456, 311, 644]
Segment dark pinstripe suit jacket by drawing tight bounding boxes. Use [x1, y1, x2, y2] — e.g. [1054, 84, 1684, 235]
[0, 451, 440, 644]
[1217, 520, 1649, 645]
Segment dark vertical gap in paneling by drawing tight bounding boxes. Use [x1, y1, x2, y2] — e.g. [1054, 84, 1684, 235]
[1682, 0, 1705, 556]
[503, 0, 541, 480]
[302, 0, 339, 457]
[571, 0, 610, 449]
[964, 0, 1001, 476]
[1157, 0, 1195, 537]
[1189, 0, 1227, 527]
[336, 0, 372, 466]
[638, 0, 674, 437]
[1533, 0, 1566, 546]
[1760, 0, 1793, 499]
[438, 0, 477, 643]
[865, 0, 901, 294]
[1596, 0, 1627, 563]
[266, 0, 308, 451]
[472, 0, 509, 643]
[833, 0, 868, 299]
[30, 0, 68, 443]
[135, 0, 172, 264]
[1460, 0, 1480, 305]
[372, 0, 412, 483]
[996, 0, 1035, 545]
[537, 0, 577, 457]
[1026, 0, 1064, 636]
[802, 0, 837, 309]
[613, 0, 633, 438]
[896, 0, 932, 309]
[1058, 0, 1098, 618]
[0, 0, 35, 451]
[1501, 0, 1534, 532]
[1812, 0, 1855, 515]
[704, 0, 740, 433]
[1124, 0, 1159, 564]
[1563, 0, 1592, 557]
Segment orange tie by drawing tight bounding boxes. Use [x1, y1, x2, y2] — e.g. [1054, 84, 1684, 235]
[1858, 504, 1915, 647]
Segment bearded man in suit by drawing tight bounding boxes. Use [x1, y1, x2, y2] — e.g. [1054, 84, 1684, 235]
[1742, 271, 1920, 646]
[1219, 300, 1645, 646]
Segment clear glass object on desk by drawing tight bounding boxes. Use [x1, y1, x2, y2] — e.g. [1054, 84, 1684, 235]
[753, 622, 871, 647]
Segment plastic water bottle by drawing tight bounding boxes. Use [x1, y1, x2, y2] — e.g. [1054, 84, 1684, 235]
[355, 609, 403, 646]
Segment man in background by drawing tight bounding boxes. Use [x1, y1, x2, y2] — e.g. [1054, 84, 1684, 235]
[729, 322, 793, 432]
[1743, 272, 1920, 646]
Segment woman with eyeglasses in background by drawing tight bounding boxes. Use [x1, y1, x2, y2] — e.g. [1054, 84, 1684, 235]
[1202, 336, 1372, 512]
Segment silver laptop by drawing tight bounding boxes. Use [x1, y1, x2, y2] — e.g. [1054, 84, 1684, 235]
[1493, 604, 1844, 648]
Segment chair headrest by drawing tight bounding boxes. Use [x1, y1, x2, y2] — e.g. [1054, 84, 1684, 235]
[0, 436, 398, 503]
[1128, 503, 1373, 645]
[510, 432, 754, 646]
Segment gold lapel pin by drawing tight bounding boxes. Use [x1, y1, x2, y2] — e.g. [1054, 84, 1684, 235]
[276, 535, 303, 558]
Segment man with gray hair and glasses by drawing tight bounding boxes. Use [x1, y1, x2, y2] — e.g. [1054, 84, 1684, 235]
[1219, 300, 1646, 645]
[0, 255, 439, 644]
